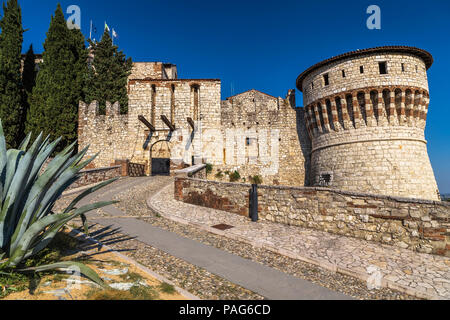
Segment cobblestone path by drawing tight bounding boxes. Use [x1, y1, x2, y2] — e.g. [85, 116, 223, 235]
[148, 181, 450, 300]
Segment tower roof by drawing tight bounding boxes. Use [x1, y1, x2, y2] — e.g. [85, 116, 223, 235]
[296, 46, 434, 92]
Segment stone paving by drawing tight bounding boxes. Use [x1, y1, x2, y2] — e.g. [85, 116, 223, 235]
[149, 182, 450, 300]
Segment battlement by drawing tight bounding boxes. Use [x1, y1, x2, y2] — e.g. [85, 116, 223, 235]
[297, 46, 439, 200]
[305, 85, 430, 140]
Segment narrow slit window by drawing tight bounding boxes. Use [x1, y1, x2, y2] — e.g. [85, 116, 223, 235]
[323, 74, 329, 86]
[401, 63, 405, 72]
[360, 66, 364, 74]
[342, 70, 346, 78]
[311, 82, 314, 90]
[379, 62, 388, 74]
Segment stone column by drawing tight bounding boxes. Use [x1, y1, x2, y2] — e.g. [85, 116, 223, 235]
[320, 101, 331, 132]
[340, 96, 350, 130]
[313, 103, 323, 134]
[378, 91, 388, 126]
[399, 90, 406, 126]
[389, 90, 397, 125]
[352, 94, 361, 129]
[330, 99, 341, 131]
[407, 91, 415, 127]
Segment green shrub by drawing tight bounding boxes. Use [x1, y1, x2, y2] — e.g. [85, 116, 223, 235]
[229, 171, 241, 182]
[205, 163, 213, 175]
[215, 171, 224, 179]
[249, 175, 263, 185]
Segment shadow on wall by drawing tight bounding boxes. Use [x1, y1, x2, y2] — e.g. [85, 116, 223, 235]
[295, 108, 312, 186]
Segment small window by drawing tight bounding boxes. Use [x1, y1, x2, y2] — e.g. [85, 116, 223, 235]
[401, 63, 405, 72]
[318, 172, 333, 187]
[246, 138, 251, 146]
[360, 66, 364, 74]
[323, 74, 329, 86]
[415, 65, 418, 73]
[379, 62, 388, 74]
[342, 70, 346, 78]
[311, 82, 314, 90]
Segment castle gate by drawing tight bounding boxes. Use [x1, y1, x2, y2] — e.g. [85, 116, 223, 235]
[150, 140, 171, 176]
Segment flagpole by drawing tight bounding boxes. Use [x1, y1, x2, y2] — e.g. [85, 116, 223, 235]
[90, 20, 92, 40]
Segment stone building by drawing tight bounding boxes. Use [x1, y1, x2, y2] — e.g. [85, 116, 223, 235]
[79, 46, 441, 201]
[297, 46, 439, 200]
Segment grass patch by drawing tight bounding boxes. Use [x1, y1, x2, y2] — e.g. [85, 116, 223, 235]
[87, 285, 159, 300]
[159, 282, 176, 294]
[0, 272, 30, 299]
[120, 272, 143, 282]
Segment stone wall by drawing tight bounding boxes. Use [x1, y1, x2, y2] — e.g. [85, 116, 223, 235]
[175, 177, 450, 257]
[211, 89, 310, 186]
[298, 48, 439, 200]
[69, 166, 122, 190]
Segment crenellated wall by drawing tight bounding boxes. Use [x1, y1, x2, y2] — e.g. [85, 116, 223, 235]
[297, 47, 439, 200]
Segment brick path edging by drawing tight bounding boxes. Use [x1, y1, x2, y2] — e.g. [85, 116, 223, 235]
[147, 183, 443, 300]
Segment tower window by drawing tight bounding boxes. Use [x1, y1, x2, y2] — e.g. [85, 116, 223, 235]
[323, 74, 329, 86]
[415, 65, 418, 73]
[311, 82, 314, 90]
[342, 70, 346, 78]
[379, 62, 388, 74]
[401, 63, 405, 72]
[360, 66, 364, 74]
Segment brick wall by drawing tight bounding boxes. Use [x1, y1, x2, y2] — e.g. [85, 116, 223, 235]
[175, 177, 450, 257]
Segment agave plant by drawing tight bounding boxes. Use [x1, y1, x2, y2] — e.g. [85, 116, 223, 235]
[0, 120, 117, 287]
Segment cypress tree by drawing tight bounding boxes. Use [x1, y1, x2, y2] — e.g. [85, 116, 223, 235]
[86, 30, 132, 114]
[0, 0, 24, 148]
[26, 4, 87, 151]
[20, 44, 36, 141]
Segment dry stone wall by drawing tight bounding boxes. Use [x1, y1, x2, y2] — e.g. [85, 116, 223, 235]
[175, 177, 450, 257]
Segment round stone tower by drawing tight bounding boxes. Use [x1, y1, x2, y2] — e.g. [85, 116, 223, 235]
[296, 46, 439, 200]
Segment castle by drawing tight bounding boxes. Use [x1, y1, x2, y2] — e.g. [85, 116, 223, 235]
[78, 46, 440, 201]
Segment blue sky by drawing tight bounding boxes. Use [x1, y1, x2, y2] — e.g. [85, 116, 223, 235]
[18, 0, 450, 193]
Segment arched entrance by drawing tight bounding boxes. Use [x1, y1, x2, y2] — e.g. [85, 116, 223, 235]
[150, 140, 171, 176]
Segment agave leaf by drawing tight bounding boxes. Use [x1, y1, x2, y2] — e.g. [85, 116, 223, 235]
[64, 178, 119, 214]
[0, 121, 7, 200]
[18, 132, 32, 152]
[17, 261, 108, 288]
[2, 149, 24, 202]
[8, 201, 115, 266]
[9, 138, 67, 251]
[0, 149, 24, 248]
[1, 134, 45, 247]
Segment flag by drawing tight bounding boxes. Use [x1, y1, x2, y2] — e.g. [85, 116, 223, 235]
[104, 22, 110, 32]
[112, 29, 118, 38]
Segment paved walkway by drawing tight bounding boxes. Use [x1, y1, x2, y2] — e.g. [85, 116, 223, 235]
[148, 182, 450, 300]
[79, 177, 351, 300]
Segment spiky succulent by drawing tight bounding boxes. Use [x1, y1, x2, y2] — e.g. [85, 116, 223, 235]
[0, 120, 116, 286]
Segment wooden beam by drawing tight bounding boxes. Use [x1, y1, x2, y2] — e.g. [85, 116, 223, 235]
[161, 115, 175, 131]
[138, 115, 155, 132]
[187, 117, 195, 130]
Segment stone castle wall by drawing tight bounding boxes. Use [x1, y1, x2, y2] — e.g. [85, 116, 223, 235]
[214, 89, 310, 186]
[79, 62, 309, 186]
[299, 49, 439, 200]
[175, 177, 450, 257]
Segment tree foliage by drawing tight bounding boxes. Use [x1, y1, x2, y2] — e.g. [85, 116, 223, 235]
[26, 4, 87, 152]
[0, 0, 24, 148]
[86, 30, 132, 114]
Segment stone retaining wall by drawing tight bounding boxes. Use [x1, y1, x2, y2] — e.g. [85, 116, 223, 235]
[69, 166, 122, 190]
[174, 177, 450, 257]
